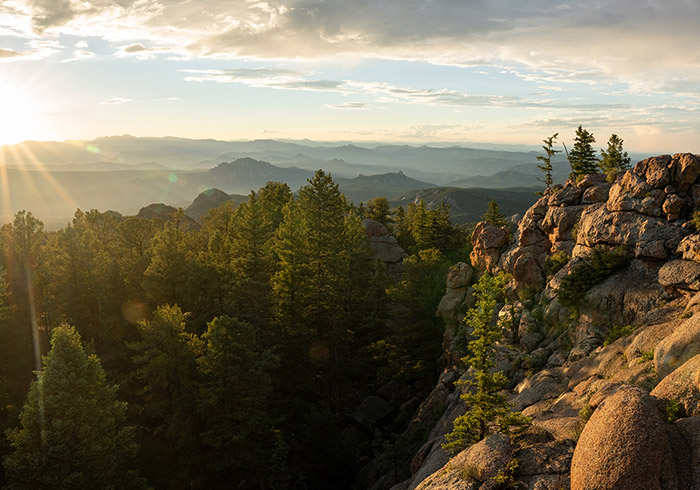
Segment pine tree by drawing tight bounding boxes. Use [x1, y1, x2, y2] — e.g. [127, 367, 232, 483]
[197, 316, 280, 487]
[568, 125, 599, 176]
[366, 197, 392, 227]
[599, 134, 631, 175]
[443, 273, 529, 453]
[536, 133, 560, 190]
[482, 200, 507, 227]
[4, 325, 149, 490]
[128, 305, 203, 488]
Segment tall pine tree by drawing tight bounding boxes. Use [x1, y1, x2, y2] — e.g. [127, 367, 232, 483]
[4, 325, 149, 490]
[568, 125, 598, 177]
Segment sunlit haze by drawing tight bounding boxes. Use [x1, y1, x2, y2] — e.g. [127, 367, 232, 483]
[0, 1, 699, 152]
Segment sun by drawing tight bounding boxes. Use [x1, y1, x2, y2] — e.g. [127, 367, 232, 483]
[0, 80, 50, 146]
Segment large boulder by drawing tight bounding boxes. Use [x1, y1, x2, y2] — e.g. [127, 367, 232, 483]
[634, 154, 673, 189]
[652, 354, 700, 417]
[658, 259, 700, 292]
[570, 385, 687, 490]
[607, 171, 664, 216]
[655, 313, 700, 380]
[673, 153, 700, 191]
[362, 218, 407, 275]
[413, 434, 512, 490]
[470, 222, 509, 273]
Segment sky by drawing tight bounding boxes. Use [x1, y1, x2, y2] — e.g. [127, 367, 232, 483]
[0, 0, 699, 153]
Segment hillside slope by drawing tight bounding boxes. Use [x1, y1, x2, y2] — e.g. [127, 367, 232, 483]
[362, 154, 700, 490]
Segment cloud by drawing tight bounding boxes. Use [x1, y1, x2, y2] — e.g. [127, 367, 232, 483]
[63, 49, 94, 62]
[183, 67, 633, 111]
[325, 102, 366, 109]
[0, 1, 699, 99]
[123, 43, 148, 53]
[0, 48, 22, 58]
[99, 97, 132, 104]
[75, 40, 88, 48]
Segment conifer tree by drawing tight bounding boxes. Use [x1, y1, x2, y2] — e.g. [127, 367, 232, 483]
[197, 316, 280, 487]
[536, 133, 560, 190]
[273, 170, 373, 403]
[568, 125, 599, 176]
[599, 133, 631, 175]
[128, 305, 203, 487]
[483, 200, 507, 227]
[366, 197, 392, 227]
[4, 325, 149, 490]
[443, 273, 529, 453]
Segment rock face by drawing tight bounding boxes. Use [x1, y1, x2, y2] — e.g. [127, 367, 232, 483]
[412, 434, 512, 490]
[362, 218, 407, 276]
[652, 354, 700, 417]
[470, 222, 509, 273]
[377, 153, 700, 490]
[437, 263, 475, 365]
[570, 385, 687, 490]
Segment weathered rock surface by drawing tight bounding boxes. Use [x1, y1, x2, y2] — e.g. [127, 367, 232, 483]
[413, 434, 511, 490]
[362, 218, 407, 275]
[570, 385, 687, 490]
[652, 354, 700, 417]
[658, 259, 700, 291]
[655, 313, 700, 380]
[391, 154, 700, 490]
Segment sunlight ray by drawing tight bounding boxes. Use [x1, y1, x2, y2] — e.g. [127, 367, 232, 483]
[14, 143, 80, 214]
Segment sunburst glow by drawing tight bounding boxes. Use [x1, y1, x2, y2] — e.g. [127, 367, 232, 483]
[0, 80, 49, 146]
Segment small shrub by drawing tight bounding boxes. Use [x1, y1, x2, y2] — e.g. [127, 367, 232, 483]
[681, 310, 693, 319]
[544, 251, 570, 277]
[458, 464, 480, 482]
[558, 246, 632, 308]
[662, 398, 681, 423]
[571, 221, 580, 241]
[603, 324, 636, 346]
[638, 348, 654, 363]
[492, 457, 522, 489]
[692, 211, 700, 231]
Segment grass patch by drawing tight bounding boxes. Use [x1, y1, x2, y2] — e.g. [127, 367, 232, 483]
[603, 324, 636, 346]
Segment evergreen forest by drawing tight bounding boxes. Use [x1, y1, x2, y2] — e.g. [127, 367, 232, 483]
[0, 170, 471, 490]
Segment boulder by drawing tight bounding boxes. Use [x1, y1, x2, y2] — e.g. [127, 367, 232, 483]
[634, 154, 673, 189]
[675, 417, 700, 490]
[673, 153, 700, 191]
[677, 234, 700, 263]
[651, 354, 700, 417]
[413, 434, 512, 490]
[541, 205, 584, 242]
[362, 219, 408, 274]
[548, 184, 582, 207]
[655, 313, 700, 380]
[582, 183, 611, 204]
[607, 171, 664, 216]
[570, 385, 686, 490]
[511, 252, 545, 295]
[658, 259, 700, 291]
[470, 222, 509, 273]
[662, 194, 685, 221]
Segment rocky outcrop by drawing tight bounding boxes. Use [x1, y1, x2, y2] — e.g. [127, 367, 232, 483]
[655, 313, 700, 380]
[469, 222, 509, 273]
[652, 354, 700, 417]
[362, 218, 407, 276]
[384, 154, 700, 490]
[412, 434, 512, 490]
[571, 385, 689, 490]
[437, 263, 475, 365]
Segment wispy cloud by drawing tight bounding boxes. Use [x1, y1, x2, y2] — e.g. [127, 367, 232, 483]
[99, 97, 132, 105]
[325, 102, 366, 109]
[182, 68, 632, 111]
